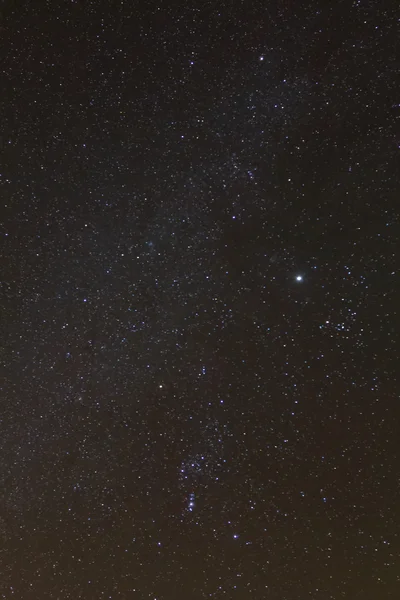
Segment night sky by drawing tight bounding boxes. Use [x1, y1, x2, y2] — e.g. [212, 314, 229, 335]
[1, 1, 399, 599]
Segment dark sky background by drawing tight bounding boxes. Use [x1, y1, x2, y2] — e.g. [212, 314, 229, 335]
[1, 1, 399, 598]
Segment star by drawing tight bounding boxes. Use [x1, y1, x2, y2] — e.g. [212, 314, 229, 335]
[4, 4, 394, 597]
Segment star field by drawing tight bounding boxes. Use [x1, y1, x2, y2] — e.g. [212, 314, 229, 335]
[1, 1, 399, 599]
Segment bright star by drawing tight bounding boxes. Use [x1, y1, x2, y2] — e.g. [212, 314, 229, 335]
[295, 275, 303, 282]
